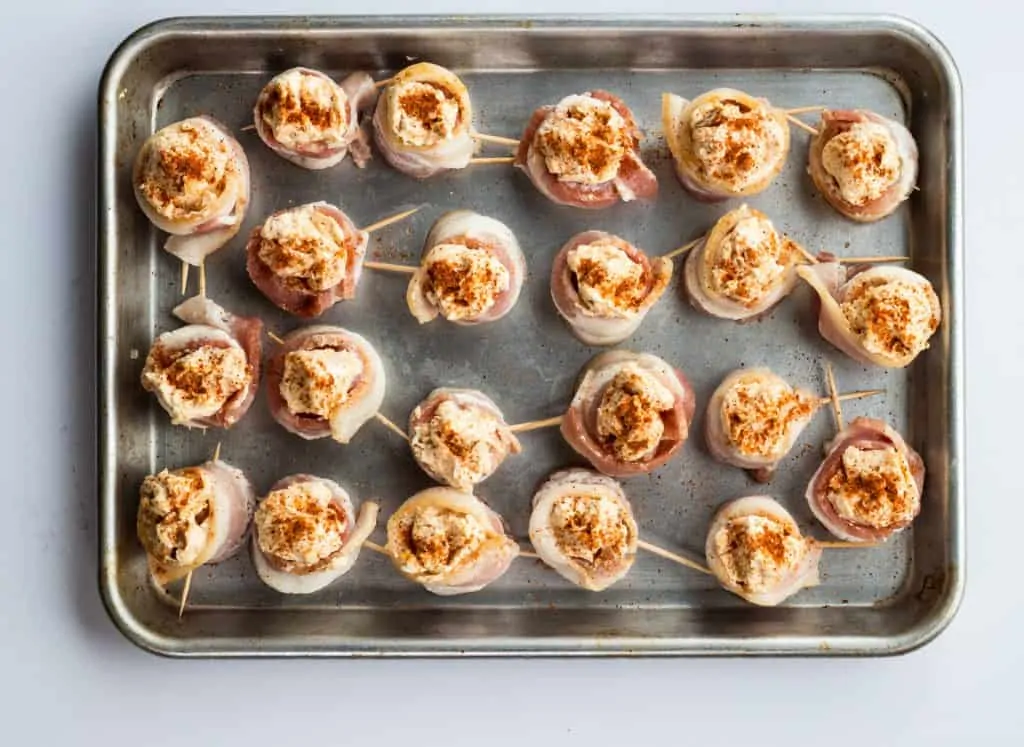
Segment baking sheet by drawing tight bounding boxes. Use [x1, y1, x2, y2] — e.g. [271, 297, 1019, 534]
[99, 15, 964, 656]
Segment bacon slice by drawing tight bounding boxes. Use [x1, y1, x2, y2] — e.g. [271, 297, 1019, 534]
[133, 116, 250, 266]
[805, 417, 925, 543]
[529, 468, 638, 591]
[384, 488, 519, 595]
[253, 68, 378, 170]
[265, 325, 386, 444]
[808, 109, 918, 222]
[796, 262, 941, 368]
[705, 495, 822, 607]
[560, 350, 696, 477]
[251, 474, 379, 594]
[138, 457, 256, 587]
[662, 89, 789, 202]
[551, 230, 672, 345]
[408, 387, 521, 490]
[405, 210, 526, 325]
[246, 202, 368, 318]
[515, 91, 657, 209]
[372, 62, 476, 179]
[683, 205, 803, 322]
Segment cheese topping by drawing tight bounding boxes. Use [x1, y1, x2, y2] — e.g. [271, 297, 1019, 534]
[721, 374, 816, 458]
[255, 481, 348, 573]
[141, 340, 249, 424]
[536, 95, 630, 184]
[258, 205, 353, 291]
[393, 506, 487, 577]
[712, 514, 809, 593]
[137, 119, 237, 223]
[411, 399, 514, 489]
[567, 242, 648, 317]
[826, 446, 918, 529]
[549, 493, 634, 571]
[279, 348, 363, 420]
[841, 275, 939, 361]
[708, 215, 793, 307]
[390, 81, 462, 147]
[424, 243, 510, 321]
[688, 98, 786, 191]
[261, 69, 350, 151]
[596, 364, 677, 462]
[821, 122, 901, 206]
[137, 468, 214, 567]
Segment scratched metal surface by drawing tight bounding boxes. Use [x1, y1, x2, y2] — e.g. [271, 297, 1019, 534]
[98, 15, 964, 656]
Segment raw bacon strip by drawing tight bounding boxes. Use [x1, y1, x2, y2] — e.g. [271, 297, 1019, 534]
[551, 230, 672, 345]
[515, 91, 657, 209]
[133, 115, 250, 265]
[560, 350, 696, 478]
[406, 210, 526, 325]
[253, 67, 378, 170]
[384, 487, 519, 596]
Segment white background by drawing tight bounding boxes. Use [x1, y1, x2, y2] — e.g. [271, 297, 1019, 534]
[1, 0, 1012, 742]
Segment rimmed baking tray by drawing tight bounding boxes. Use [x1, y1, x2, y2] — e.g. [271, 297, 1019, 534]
[98, 14, 964, 657]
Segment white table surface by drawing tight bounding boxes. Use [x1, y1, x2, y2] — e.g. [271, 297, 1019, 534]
[1, 0, 1010, 742]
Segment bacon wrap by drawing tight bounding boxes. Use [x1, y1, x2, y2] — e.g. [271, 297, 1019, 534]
[661, 90, 789, 202]
[528, 468, 638, 591]
[145, 295, 263, 429]
[514, 91, 658, 209]
[251, 474, 379, 595]
[246, 202, 369, 318]
[808, 109, 918, 222]
[704, 368, 817, 483]
[796, 262, 941, 368]
[146, 458, 257, 587]
[253, 68, 378, 170]
[407, 387, 521, 490]
[405, 210, 526, 325]
[704, 495, 822, 607]
[265, 325, 386, 444]
[372, 62, 475, 179]
[805, 417, 925, 543]
[134, 116, 251, 266]
[560, 350, 697, 477]
[385, 488, 519, 596]
[683, 206, 802, 322]
[551, 231, 673, 346]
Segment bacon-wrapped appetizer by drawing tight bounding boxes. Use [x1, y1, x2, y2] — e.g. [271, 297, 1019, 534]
[384, 487, 519, 596]
[806, 417, 924, 543]
[515, 91, 658, 209]
[683, 205, 804, 321]
[796, 262, 941, 368]
[705, 368, 818, 483]
[136, 457, 255, 587]
[408, 388, 520, 490]
[551, 231, 672, 345]
[251, 474, 379, 594]
[808, 109, 918, 222]
[372, 62, 474, 179]
[561, 350, 697, 477]
[253, 67, 377, 170]
[246, 202, 368, 318]
[662, 88, 789, 201]
[528, 468, 638, 591]
[705, 495, 822, 606]
[265, 325, 386, 444]
[140, 295, 262, 428]
[406, 210, 525, 325]
[133, 116, 250, 266]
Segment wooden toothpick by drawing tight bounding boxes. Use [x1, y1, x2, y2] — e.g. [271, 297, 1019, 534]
[824, 362, 844, 432]
[177, 571, 193, 619]
[472, 132, 520, 147]
[198, 259, 207, 299]
[267, 330, 286, 345]
[374, 412, 409, 441]
[363, 540, 390, 555]
[637, 539, 713, 575]
[815, 389, 884, 408]
[239, 124, 256, 133]
[663, 235, 705, 260]
[509, 415, 563, 434]
[785, 106, 826, 115]
[785, 114, 819, 136]
[519, 549, 541, 559]
[815, 540, 881, 550]
[361, 206, 422, 235]
[373, 77, 394, 89]
[468, 157, 516, 166]
[364, 261, 417, 275]
[180, 261, 189, 296]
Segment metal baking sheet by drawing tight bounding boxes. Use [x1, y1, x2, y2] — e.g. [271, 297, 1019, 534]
[98, 14, 964, 657]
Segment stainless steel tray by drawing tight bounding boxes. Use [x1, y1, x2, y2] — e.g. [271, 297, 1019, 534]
[98, 14, 965, 657]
